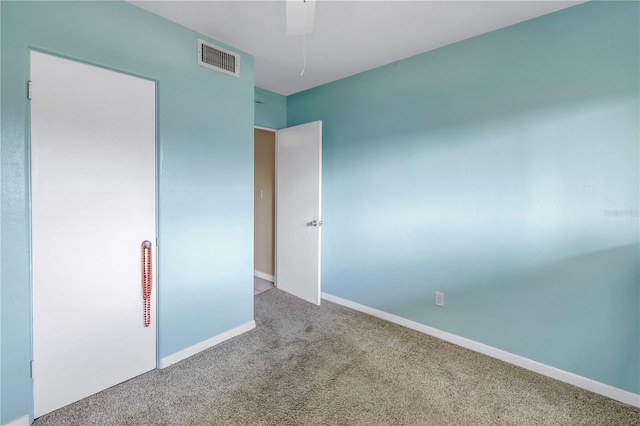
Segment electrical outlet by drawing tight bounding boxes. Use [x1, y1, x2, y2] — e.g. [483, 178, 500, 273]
[435, 291, 444, 307]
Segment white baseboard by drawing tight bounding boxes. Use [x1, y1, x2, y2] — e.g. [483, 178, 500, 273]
[3, 415, 29, 426]
[254, 270, 275, 283]
[321, 292, 640, 408]
[160, 320, 256, 368]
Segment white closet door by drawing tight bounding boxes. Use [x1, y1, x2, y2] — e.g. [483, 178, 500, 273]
[276, 121, 322, 305]
[31, 51, 157, 418]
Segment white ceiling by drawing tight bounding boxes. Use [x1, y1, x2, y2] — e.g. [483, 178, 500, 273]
[131, 1, 584, 96]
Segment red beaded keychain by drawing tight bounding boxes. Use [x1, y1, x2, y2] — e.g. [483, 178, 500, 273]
[142, 241, 152, 327]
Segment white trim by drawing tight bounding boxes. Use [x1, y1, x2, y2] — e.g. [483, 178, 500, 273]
[254, 125, 277, 132]
[3, 415, 30, 426]
[254, 270, 275, 283]
[321, 292, 640, 408]
[159, 321, 256, 368]
[274, 129, 279, 293]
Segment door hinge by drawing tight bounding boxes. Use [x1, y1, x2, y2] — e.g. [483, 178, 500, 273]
[30, 360, 34, 378]
[27, 80, 33, 100]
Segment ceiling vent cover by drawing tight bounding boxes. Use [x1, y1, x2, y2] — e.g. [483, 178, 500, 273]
[198, 39, 240, 78]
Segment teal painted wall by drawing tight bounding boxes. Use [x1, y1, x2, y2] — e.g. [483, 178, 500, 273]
[255, 87, 286, 129]
[1, 1, 254, 422]
[288, 1, 639, 394]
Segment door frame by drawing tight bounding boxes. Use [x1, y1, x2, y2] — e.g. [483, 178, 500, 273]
[254, 125, 278, 287]
[27, 47, 161, 422]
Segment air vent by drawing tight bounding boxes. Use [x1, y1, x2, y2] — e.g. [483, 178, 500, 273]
[198, 39, 240, 78]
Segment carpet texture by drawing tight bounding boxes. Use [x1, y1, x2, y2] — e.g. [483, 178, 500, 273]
[35, 288, 639, 425]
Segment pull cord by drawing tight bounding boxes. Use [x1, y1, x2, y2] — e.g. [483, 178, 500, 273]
[301, 0, 307, 76]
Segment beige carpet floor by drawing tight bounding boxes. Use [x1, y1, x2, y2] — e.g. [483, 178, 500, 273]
[35, 288, 639, 425]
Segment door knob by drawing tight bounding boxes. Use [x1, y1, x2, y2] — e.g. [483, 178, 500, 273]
[307, 220, 323, 227]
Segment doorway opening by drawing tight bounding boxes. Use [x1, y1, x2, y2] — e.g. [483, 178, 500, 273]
[254, 127, 276, 295]
[253, 121, 322, 304]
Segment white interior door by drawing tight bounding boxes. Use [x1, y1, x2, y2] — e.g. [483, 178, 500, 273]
[276, 121, 322, 305]
[31, 51, 157, 418]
